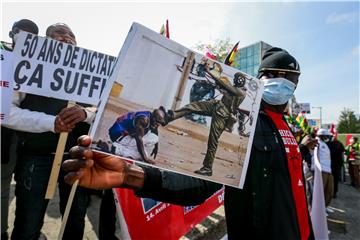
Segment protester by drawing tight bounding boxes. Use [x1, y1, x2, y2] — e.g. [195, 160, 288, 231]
[8, 23, 94, 240]
[314, 129, 334, 213]
[345, 136, 360, 187]
[326, 133, 345, 198]
[63, 47, 314, 239]
[1, 19, 39, 240]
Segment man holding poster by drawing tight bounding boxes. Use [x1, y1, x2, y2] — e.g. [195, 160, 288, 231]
[63, 47, 314, 239]
[9, 23, 94, 240]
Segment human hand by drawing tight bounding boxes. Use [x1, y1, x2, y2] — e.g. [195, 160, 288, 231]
[54, 115, 73, 133]
[301, 135, 318, 150]
[144, 156, 156, 165]
[306, 139, 318, 150]
[150, 144, 158, 159]
[62, 135, 145, 190]
[58, 105, 87, 129]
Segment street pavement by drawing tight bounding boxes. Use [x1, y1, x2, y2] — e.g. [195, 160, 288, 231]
[328, 181, 360, 240]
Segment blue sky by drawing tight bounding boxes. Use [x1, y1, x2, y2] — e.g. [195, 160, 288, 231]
[2, 1, 359, 124]
[222, 2, 359, 124]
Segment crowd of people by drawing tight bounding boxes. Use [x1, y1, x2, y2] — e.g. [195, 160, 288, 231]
[1, 18, 359, 240]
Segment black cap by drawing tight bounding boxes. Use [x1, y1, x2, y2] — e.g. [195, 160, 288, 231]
[12, 19, 39, 34]
[258, 47, 300, 75]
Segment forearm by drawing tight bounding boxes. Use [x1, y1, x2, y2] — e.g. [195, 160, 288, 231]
[135, 167, 222, 206]
[5, 105, 55, 133]
[84, 107, 96, 124]
[122, 163, 145, 190]
[212, 74, 245, 97]
[135, 135, 148, 160]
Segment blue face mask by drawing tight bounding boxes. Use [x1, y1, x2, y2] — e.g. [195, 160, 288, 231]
[262, 78, 296, 105]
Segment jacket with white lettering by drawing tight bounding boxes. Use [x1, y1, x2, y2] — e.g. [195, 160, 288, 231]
[1, 41, 14, 163]
[136, 106, 314, 240]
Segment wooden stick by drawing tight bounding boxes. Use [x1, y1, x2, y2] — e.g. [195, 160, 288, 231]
[171, 51, 195, 110]
[45, 101, 76, 199]
[57, 180, 79, 240]
[58, 83, 123, 239]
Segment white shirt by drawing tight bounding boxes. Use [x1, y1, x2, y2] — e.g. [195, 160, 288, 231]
[3, 92, 95, 133]
[112, 132, 159, 160]
[312, 138, 332, 173]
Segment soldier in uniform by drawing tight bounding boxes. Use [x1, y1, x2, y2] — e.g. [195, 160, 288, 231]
[167, 67, 246, 176]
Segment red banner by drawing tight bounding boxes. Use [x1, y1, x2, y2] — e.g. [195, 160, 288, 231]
[113, 187, 224, 239]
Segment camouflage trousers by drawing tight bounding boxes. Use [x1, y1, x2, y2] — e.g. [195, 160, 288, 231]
[173, 100, 230, 169]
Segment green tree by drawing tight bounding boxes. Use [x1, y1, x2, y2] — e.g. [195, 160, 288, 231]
[193, 38, 234, 63]
[337, 108, 360, 133]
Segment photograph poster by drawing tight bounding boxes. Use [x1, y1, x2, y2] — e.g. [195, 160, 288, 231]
[90, 23, 264, 188]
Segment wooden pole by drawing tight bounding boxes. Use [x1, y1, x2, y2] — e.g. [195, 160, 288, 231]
[57, 180, 78, 240]
[171, 51, 195, 110]
[45, 101, 76, 199]
[58, 83, 123, 239]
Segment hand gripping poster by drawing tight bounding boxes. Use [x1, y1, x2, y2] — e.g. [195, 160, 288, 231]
[91, 23, 264, 188]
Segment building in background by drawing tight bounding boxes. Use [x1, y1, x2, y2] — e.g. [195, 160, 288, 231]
[232, 41, 272, 77]
[232, 41, 310, 121]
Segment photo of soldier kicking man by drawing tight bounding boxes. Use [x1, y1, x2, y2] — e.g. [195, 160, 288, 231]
[166, 67, 247, 176]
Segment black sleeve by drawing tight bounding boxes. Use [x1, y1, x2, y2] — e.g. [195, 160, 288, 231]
[135, 167, 222, 206]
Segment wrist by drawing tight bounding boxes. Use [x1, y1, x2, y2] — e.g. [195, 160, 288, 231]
[82, 109, 87, 121]
[123, 163, 145, 190]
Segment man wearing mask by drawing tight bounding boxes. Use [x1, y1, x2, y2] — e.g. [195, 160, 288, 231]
[1, 19, 39, 240]
[63, 47, 314, 239]
[8, 23, 94, 240]
[314, 129, 334, 210]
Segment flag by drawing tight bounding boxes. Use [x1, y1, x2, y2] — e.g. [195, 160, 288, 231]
[296, 112, 312, 135]
[311, 147, 329, 240]
[160, 24, 165, 36]
[205, 47, 217, 60]
[159, 19, 170, 38]
[329, 123, 338, 139]
[165, 19, 170, 38]
[224, 41, 239, 66]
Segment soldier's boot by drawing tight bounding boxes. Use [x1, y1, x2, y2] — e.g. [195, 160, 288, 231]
[194, 166, 212, 176]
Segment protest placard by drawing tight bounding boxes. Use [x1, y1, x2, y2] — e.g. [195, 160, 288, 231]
[292, 102, 311, 115]
[10, 32, 117, 201]
[12, 32, 116, 105]
[0, 49, 14, 124]
[90, 23, 264, 188]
